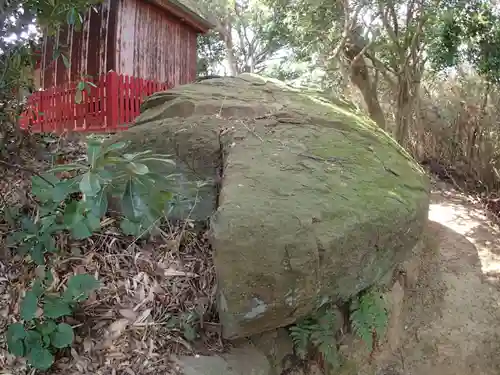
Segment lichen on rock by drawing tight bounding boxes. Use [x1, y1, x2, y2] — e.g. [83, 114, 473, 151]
[111, 73, 430, 340]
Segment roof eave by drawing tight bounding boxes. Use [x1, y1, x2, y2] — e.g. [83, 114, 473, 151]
[151, 0, 214, 33]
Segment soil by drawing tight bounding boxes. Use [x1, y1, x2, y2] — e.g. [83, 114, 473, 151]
[391, 184, 500, 375]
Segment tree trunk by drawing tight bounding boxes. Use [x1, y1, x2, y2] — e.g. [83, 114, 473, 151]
[348, 53, 387, 130]
[225, 42, 238, 76]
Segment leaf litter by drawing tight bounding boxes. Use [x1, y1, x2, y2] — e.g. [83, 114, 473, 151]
[0, 133, 224, 374]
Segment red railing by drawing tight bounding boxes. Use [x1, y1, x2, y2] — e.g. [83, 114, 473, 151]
[19, 71, 169, 133]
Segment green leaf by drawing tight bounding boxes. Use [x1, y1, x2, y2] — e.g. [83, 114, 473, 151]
[20, 291, 38, 321]
[6, 231, 25, 246]
[50, 323, 74, 348]
[121, 179, 149, 220]
[80, 172, 101, 197]
[42, 334, 51, 347]
[36, 320, 57, 336]
[27, 347, 54, 371]
[25, 329, 43, 349]
[32, 280, 45, 298]
[31, 174, 59, 202]
[43, 296, 73, 319]
[45, 269, 54, 284]
[77, 81, 85, 91]
[18, 242, 33, 256]
[49, 163, 86, 173]
[6, 323, 26, 356]
[104, 141, 129, 154]
[52, 176, 82, 201]
[182, 323, 197, 342]
[21, 217, 37, 233]
[84, 213, 101, 232]
[63, 200, 82, 226]
[67, 8, 77, 25]
[71, 221, 93, 239]
[31, 242, 46, 265]
[43, 236, 58, 253]
[120, 218, 142, 236]
[87, 139, 102, 167]
[87, 189, 108, 217]
[61, 53, 70, 69]
[128, 162, 150, 175]
[64, 274, 100, 302]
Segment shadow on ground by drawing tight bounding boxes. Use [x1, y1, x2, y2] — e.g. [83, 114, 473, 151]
[391, 188, 500, 375]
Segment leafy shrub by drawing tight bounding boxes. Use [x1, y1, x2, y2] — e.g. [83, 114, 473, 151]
[289, 305, 340, 369]
[5, 136, 176, 370]
[7, 273, 100, 370]
[350, 289, 388, 350]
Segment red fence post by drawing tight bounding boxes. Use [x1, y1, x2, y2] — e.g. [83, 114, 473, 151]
[106, 71, 119, 130]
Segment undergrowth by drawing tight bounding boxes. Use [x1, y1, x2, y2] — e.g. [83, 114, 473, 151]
[4, 136, 177, 370]
[289, 304, 340, 370]
[289, 288, 388, 370]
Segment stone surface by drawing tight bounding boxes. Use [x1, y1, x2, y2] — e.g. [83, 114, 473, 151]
[113, 73, 430, 339]
[174, 344, 272, 375]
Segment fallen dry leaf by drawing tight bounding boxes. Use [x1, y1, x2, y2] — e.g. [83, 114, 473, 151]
[119, 309, 138, 321]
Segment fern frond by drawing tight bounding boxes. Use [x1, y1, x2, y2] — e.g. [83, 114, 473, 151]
[350, 290, 388, 349]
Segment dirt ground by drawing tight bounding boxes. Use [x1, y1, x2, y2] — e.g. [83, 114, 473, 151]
[392, 185, 500, 375]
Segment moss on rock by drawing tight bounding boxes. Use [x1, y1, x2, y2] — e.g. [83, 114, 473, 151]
[111, 73, 430, 340]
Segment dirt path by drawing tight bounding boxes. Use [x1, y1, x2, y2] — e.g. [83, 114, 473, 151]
[397, 187, 500, 374]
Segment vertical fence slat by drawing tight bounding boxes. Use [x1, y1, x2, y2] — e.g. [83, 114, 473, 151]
[107, 71, 119, 130]
[19, 71, 175, 134]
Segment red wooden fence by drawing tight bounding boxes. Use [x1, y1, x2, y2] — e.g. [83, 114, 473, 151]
[19, 71, 169, 133]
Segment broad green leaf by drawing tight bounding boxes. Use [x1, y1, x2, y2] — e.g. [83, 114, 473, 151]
[6, 231, 25, 246]
[39, 215, 58, 234]
[50, 323, 74, 348]
[123, 150, 153, 161]
[52, 176, 82, 201]
[43, 296, 73, 318]
[27, 347, 54, 371]
[6, 323, 26, 356]
[80, 172, 101, 197]
[87, 139, 102, 167]
[31, 174, 59, 202]
[94, 167, 114, 182]
[18, 242, 33, 256]
[63, 200, 83, 226]
[120, 218, 142, 236]
[87, 189, 108, 217]
[61, 53, 70, 69]
[85, 213, 101, 232]
[45, 269, 54, 284]
[128, 162, 149, 175]
[140, 157, 176, 166]
[31, 243, 46, 265]
[71, 221, 93, 239]
[32, 280, 45, 297]
[21, 217, 37, 233]
[24, 329, 43, 349]
[64, 274, 101, 302]
[42, 334, 51, 347]
[20, 291, 38, 321]
[42, 235, 58, 253]
[183, 323, 197, 342]
[77, 81, 85, 91]
[49, 163, 86, 173]
[121, 179, 149, 220]
[67, 8, 76, 25]
[104, 141, 129, 154]
[36, 320, 57, 336]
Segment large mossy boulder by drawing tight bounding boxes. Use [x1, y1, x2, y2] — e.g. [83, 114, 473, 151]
[111, 73, 430, 339]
